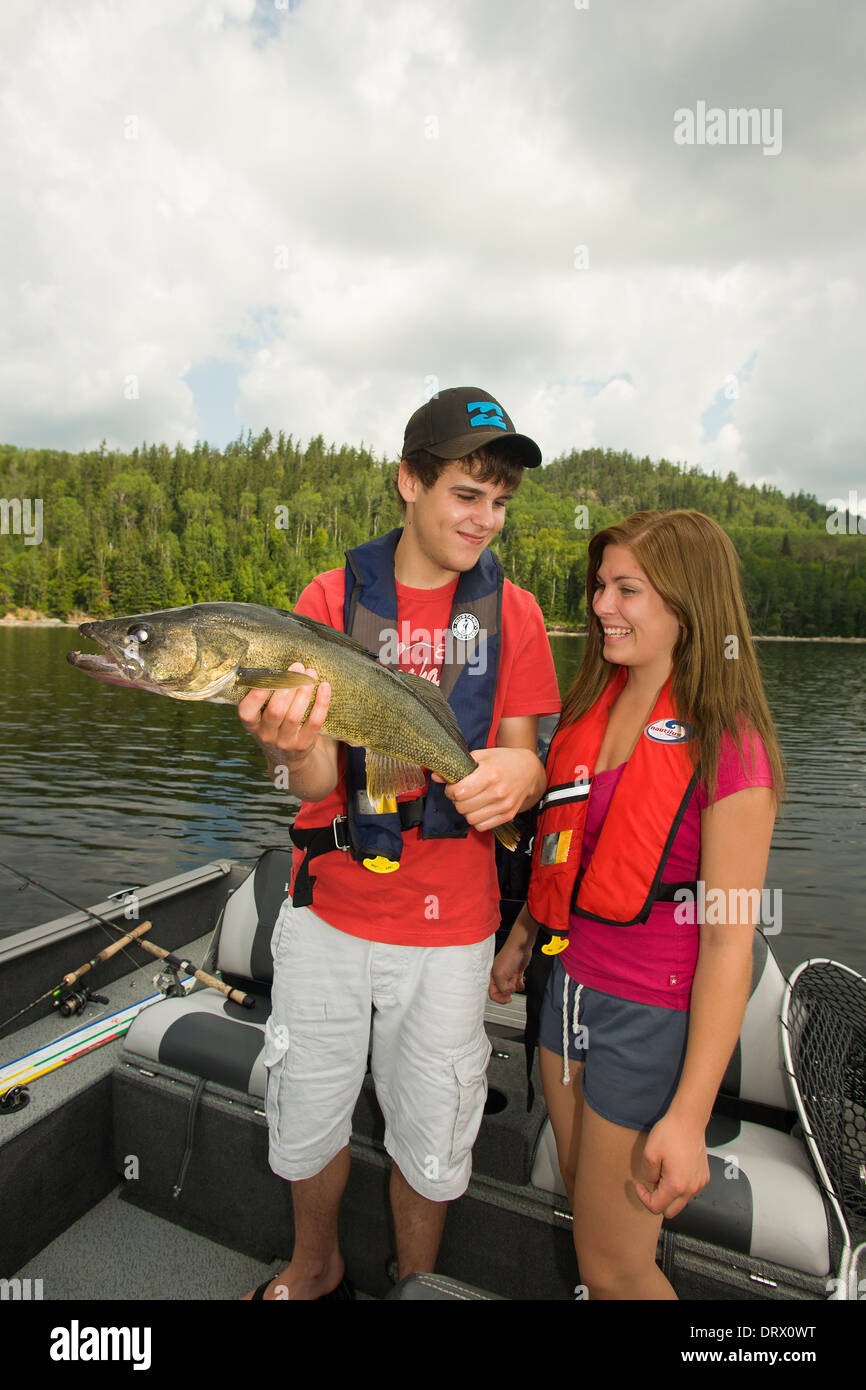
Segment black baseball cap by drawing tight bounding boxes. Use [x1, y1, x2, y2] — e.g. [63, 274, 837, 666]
[402, 386, 542, 469]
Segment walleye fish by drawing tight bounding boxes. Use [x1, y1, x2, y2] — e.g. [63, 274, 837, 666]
[68, 602, 519, 850]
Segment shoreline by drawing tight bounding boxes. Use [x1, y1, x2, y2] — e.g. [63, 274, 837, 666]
[1, 616, 85, 627]
[1, 611, 864, 642]
[545, 628, 866, 643]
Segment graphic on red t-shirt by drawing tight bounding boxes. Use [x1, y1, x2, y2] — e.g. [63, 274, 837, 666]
[391, 577, 458, 686]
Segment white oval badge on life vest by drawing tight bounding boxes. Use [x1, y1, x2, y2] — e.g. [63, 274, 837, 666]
[451, 612, 480, 641]
[644, 719, 693, 744]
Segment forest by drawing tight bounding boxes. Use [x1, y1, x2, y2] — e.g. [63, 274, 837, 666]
[0, 429, 863, 636]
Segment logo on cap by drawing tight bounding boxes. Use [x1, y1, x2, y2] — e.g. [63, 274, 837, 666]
[466, 401, 507, 431]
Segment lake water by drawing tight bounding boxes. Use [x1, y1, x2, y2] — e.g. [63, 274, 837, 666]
[0, 627, 864, 979]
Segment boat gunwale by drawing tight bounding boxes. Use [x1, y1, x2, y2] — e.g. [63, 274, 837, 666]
[0, 859, 242, 1045]
[0, 859, 235, 962]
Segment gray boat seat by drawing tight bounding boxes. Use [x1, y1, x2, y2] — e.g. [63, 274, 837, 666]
[666, 1114, 829, 1275]
[716, 930, 794, 1114]
[122, 848, 290, 1095]
[530, 929, 833, 1279]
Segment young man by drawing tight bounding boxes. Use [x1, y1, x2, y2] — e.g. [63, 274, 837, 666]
[239, 387, 561, 1299]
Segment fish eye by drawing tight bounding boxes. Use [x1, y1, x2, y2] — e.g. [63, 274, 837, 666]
[127, 624, 151, 644]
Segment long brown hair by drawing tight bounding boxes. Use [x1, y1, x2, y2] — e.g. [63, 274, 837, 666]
[561, 510, 785, 808]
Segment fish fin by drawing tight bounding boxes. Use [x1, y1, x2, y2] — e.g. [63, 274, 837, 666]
[279, 609, 382, 660]
[385, 670, 471, 753]
[365, 752, 428, 801]
[236, 667, 316, 689]
[492, 820, 520, 852]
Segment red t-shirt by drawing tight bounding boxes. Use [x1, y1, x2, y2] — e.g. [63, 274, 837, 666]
[561, 727, 774, 1009]
[289, 567, 561, 946]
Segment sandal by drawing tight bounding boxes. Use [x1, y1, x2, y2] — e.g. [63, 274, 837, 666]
[250, 1274, 355, 1300]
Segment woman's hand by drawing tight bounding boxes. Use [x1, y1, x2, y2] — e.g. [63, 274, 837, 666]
[634, 1111, 711, 1219]
[489, 906, 541, 1003]
[489, 937, 534, 1003]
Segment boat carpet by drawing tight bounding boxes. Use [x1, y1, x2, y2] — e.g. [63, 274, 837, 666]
[9, 1183, 289, 1301]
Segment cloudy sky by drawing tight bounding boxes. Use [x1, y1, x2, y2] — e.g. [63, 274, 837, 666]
[1, 0, 863, 509]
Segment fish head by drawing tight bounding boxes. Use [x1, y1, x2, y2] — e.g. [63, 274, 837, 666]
[68, 605, 249, 700]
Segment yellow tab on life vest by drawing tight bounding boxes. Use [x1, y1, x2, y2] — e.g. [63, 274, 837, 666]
[541, 830, 572, 865]
[541, 934, 569, 956]
[362, 855, 400, 874]
[373, 795, 398, 815]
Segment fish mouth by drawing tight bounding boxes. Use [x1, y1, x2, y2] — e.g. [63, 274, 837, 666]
[66, 643, 241, 700]
[66, 649, 149, 687]
[68, 623, 150, 685]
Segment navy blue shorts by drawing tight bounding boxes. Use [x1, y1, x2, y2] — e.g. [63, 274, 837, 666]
[537, 956, 689, 1132]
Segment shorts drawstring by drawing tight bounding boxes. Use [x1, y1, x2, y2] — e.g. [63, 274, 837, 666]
[561, 971, 583, 1085]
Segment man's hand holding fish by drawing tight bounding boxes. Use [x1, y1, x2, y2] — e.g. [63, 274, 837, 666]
[238, 663, 338, 802]
[436, 737, 546, 835]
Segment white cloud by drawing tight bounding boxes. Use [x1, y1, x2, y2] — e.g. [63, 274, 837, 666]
[0, 0, 863, 509]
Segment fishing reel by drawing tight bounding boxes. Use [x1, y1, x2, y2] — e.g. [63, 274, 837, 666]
[52, 986, 109, 1018]
[153, 963, 186, 998]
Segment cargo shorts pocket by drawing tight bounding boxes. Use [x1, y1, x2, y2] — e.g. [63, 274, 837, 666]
[263, 1015, 291, 1146]
[449, 1034, 492, 1166]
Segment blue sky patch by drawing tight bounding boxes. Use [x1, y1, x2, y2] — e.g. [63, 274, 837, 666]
[184, 358, 246, 450]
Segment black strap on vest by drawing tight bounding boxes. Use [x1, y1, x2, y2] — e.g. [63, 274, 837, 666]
[290, 799, 426, 907]
[653, 879, 699, 902]
[522, 946, 551, 1112]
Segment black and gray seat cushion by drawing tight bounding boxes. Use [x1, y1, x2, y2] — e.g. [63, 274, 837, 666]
[122, 848, 291, 1096]
[666, 1113, 829, 1275]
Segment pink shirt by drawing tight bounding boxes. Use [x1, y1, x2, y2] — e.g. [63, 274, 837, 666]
[560, 727, 774, 1010]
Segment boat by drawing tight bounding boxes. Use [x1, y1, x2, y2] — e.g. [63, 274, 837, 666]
[2, 831, 864, 1328]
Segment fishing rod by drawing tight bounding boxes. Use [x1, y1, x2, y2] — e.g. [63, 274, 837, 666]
[0, 918, 156, 1031]
[0, 981, 192, 1114]
[0, 861, 255, 1033]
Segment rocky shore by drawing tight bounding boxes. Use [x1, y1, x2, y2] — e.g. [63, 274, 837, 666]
[0, 609, 91, 626]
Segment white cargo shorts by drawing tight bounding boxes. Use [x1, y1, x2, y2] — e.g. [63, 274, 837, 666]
[263, 899, 494, 1201]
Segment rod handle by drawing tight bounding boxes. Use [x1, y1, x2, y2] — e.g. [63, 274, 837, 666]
[61, 921, 154, 986]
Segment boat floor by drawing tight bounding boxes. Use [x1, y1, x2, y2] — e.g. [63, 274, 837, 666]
[11, 1182, 341, 1301]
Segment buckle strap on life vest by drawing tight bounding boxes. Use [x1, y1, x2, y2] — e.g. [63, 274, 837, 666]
[290, 799, 426, 907]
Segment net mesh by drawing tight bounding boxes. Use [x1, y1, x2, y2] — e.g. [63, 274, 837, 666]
[786, 962, 866, 1243]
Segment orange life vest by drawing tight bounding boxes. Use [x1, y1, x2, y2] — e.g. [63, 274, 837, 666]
[527, 666, 700, 939]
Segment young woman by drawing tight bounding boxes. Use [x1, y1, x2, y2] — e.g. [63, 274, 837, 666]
[491, 509, 784, 1300]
